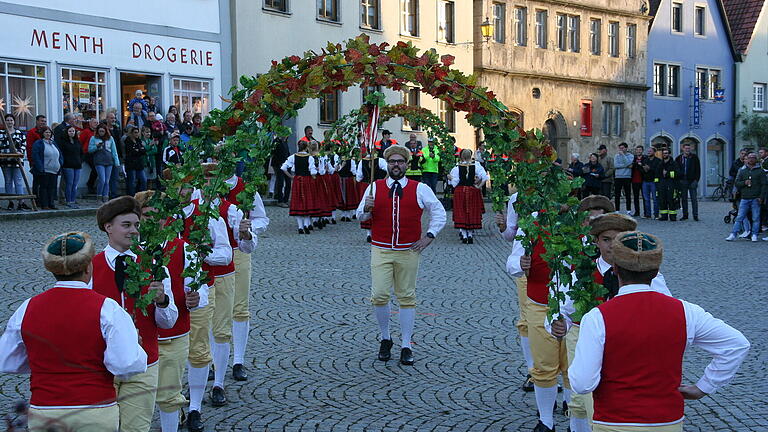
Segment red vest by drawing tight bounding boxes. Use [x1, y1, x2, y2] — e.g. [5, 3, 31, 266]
[180, 200, 215, 286]
[593, 291, 687, 425]
[158, 238, 190, 340]
[227, 176, 246, 206]
[370, 179, 423, 250]
[21, 286, 116, 408]
[527, 238, 552, 305]
[211, 199, 237, 277]
[92, 251, 160, 366]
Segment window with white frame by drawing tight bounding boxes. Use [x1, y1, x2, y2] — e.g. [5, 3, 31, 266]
[361, 0, 379, 29]
[401, 87, 420, 130]
[556, 14, 567, 51]
[401, 0, 419, 37]
[172, 78, 211, 116]
[0, 61, 47, 131]
[653, 63, 680, 97]
[514, 7, 528, 46]
[61, 68, 106, 121]
[754, 83, 767, 111]
[672, 2, 683, 33]
[626, 23, 637, 58]
[438, 1, 455, 43]
[493, 3, 506, 43]
[438, 100, 455, 132]
[535, 10, 548, 49]
[608, 21, 619, 57]
[568, 15, 580, 52]
[319, 90, 340, 124]
[318, 0, 339, 21]
[602, 102, 623, 136]
[695, 5, 706, 36]
[590, 19, 601, 55]
[696, 67, 721, 100]
[264, 0, 288, 12]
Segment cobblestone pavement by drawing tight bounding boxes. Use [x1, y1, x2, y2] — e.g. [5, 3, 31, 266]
[0, 200, 764, 431]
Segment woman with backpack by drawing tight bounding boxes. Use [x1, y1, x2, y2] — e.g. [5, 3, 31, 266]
[88, 123, 119, 202]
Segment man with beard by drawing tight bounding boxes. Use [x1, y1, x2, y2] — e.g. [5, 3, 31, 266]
[356, 145, 446, 366]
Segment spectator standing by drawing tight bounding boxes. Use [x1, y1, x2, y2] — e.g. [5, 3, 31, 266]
[582, 153, 605, 196]
[59, 125, 83, 208]
[658, 148, 680, 221]
[630, 145, 645, 217]
[26, 115, 47, 205]
[726, 152, 767, 242]
[421, 139, 441, 193]
[613, 143, 633, 213]
[567, 153, 584, 197]
[271, 137, 291, 207]
[192, 113, 202, 136]
[405, 135, 424, 182]
[375, 130, 398, 152]
[0, 114, 29, 210]
[675, 143, 701, 221]
[53, 113, 74, 150]
[31, 127, 62, 210]
[162, 133, 184, 167]
[105, 112, 123, 199]
[164, 113, 179, 134]
[80, 118, 99, 195]
[167, 105, 179, 120]
[124, 126, 147, 196]
[640, 147, 661, 219]
[141, 126, 159, 189]
[181, 110, 193, 131]
[180, 123, 194, 148]
[89, 124, 120, 202]
[127, 102, 148, 130]
[147, 96, 158, 114]
[597, 144, 615, 198]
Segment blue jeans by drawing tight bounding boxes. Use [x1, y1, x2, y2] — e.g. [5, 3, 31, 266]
[62, 168, 81, 203]
[96, 165, 113, 197]
[732, 198, 761, 235]
[109, 164, 120, 198]
[126, 169, 147, 196]
[422, 172, 439, 193]
[641, 181, 658, 217]
[1, 165, 24, 195]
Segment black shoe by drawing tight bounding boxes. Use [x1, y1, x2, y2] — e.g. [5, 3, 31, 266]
[331, 219, 337, 224]
[313, 221, 319, 227]
[352, 214, 357, 219]
[307, 225, 314, 231]
[19, 203, 31, 210]
[632, 212, 640, 217]
[209, 386, 227, 407]
[208, 367, 214, 381]
[467, 237, 474, 244]
[522, 374, 534, 392]
[232, 364, 248, 381]
[187, 409, 204, 432]
[399, 347, 414, 365]
[532, 420, 555, 432]
[378, 339, 393, 361]
[694, 216, 699, 221]
[366, 235, 372, 243]
[562, 400, 569, 416]
[7, 202, 14, 210]
[461, 237, 467, 244]
[298, 229, 305, 234]
[659, 215, 668, 221]
[670, 215, 677, 221]
[680, 216, 688, 221]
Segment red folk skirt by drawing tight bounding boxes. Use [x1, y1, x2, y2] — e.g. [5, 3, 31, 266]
[289, 175, 321, 216]
[452, 185, 485, 230]
[327, 173, 343, 211]
[357, 181, 372, 230]
[338, 176, 360, 211]
[314, 174, 333, 217]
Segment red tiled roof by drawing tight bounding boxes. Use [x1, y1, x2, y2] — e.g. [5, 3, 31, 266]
[722, 0, 765, 54]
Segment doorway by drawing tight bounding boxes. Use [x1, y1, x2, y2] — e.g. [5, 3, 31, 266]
[119, 72, 162, 124]
[706, 138, 725, 191]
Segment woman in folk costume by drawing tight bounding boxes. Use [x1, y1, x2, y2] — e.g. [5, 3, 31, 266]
[355, 148, 388, 242]
[335, 150, 360, 221]
[281, 139, 318, 234]
[326, 150, 343, 224]
[448, 149, 489, 244]
[308, 141, 333, 229]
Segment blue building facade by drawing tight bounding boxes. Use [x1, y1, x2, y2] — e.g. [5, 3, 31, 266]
[647, 0, 735, 196]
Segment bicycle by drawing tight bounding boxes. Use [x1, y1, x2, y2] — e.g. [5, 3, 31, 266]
[710, 175, 734, 202]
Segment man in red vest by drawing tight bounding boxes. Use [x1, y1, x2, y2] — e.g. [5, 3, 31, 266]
[570, 231, 750, 432]
[356, 145, 446, 366]
[92, 196, 178, 432]
[0, 231, 147, 431]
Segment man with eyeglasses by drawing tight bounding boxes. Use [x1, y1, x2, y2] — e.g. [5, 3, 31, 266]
[356, 145, 446, 366]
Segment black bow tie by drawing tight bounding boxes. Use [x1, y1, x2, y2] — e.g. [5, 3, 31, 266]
[389, 180, 403, 198]
[114, 255, 127, 292]
[603, 267, 620, 300]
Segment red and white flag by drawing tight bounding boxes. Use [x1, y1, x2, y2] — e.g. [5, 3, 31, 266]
[363, 105, 379, 157]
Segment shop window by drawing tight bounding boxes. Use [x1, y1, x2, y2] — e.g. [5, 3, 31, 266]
[172, 78, 211, 117]
[319, 90, 340, 124]
[61, 68, 106, 122]
[580, 100, 592, 136]
[0, 60, 47, 131]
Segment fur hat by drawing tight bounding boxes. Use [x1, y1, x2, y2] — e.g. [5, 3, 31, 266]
[96, 196, 141, 231]
[589, 213, 637, 236]
[134, 190, 166, 209]
[578, 195, 615, 214]
[383, 145, 411, 162]
[42, 231, 95, 276]
[201, 162, 219, 178]
[611, 231, 663, 272]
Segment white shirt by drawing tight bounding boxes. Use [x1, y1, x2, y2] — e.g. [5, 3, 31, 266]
[224, 175, 270, 235]
[569, 284, 750, 397]
[505, 227, 527, 277]
[280, 154, 318, 175]
[0, 281, 148, 380]
[102, 245, 178, 330]
[355, 177, 447, 237]
[181, 201, 233, 266]
[448, 162, 489, 188]
[210, 197, 256, 253]
[354, 158, 388, 182]
[162, 240, 209, 313]
[500, 193, 519, 242]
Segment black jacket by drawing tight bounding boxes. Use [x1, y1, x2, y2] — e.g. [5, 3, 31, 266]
[271, 138, 290, 169]
[59, 137, 83, 169]
[674, 153, 701, 182]
[659, 157, 680, 181]
[124, 137, 147, 171]
[640, 156, 661, 182]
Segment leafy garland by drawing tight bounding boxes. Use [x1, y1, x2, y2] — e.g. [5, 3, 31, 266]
[123, 34, 602, 321]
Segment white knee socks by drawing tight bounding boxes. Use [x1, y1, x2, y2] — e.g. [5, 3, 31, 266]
[212, 342, 230, 388]
[459, 228, 467, 237]
[570, 417, 590, 432]
[375, 304, 391, 340]
[534, 384, 558, 429]
[159, 410, 179, 432]
[187, 363, 209, 412]
[296, 218, 304, 229]
[399, 308, 415, 348]
[232, 320, 249, 365]
[520, 336, 534, 370]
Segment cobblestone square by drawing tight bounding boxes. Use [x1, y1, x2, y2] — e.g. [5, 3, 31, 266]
[0, 200, 763, 431]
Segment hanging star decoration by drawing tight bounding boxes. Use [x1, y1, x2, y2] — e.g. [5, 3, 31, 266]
[0, 98, 5, 113]
[12, 96, 33, 119]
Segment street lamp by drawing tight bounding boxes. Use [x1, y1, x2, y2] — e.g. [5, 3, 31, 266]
[480, 17, 494, 42]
